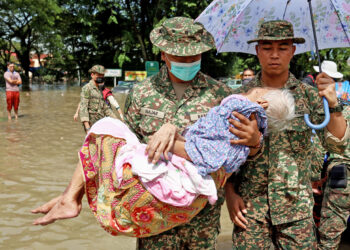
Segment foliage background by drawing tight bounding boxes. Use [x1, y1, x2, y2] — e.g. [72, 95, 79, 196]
[0, 0, 349, 86]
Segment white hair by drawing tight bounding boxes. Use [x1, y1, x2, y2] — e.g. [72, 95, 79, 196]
[263, 89, 295, 132]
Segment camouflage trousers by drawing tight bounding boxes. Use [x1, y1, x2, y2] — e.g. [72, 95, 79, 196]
[232, 216, 317, 249]
[137, 188, 225, 250]
[318, 168, 350, 250]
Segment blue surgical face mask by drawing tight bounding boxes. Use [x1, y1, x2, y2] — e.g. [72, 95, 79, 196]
[167, 56, 201, 81]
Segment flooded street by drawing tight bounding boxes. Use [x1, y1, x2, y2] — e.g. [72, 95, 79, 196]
[0, 85, 138, 249]
[0, 85, 348, 250]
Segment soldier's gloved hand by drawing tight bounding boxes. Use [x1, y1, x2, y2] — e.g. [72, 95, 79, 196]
[229, 112, 261, 147]
[315, 72, 337, 107]
[146, 123, 178, 164]
[225, 183, 248, 229]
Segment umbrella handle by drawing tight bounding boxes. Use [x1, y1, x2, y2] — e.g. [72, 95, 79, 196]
[304, 97, 330, 130]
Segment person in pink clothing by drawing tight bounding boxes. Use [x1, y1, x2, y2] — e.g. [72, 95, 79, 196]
[4, 62, 22, 120]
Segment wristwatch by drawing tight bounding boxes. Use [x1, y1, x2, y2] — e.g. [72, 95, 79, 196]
[329, 102, 344, 113]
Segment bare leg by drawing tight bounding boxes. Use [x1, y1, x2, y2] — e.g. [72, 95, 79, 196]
[32, 162, 85, 225]
[7, 110, 12, 120]
[14, 110, 18, 120]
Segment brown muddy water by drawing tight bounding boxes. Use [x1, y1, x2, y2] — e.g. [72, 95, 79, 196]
[0, 85, 349, 250]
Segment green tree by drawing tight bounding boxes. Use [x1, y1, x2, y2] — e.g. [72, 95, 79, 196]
[0, 0, 62, 86]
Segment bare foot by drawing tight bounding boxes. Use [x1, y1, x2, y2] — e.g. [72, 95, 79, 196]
[31, 195, 62, 214]
[32, 195, 82, 226]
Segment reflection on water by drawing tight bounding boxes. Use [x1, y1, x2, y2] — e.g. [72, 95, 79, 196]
[0, 85, 349, 249]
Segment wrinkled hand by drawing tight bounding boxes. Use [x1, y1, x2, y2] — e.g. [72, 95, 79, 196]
[225, 184, 248, 229]
[146, 123, 178, 164]
[229, 112, 260, 147]
[312, 176, 328, 195]
[315, 72, 337, 107]
[256, 98, 269, 110]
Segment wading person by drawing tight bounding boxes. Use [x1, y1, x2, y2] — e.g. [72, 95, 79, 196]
[4, 62, 22, 120]
[225, 20, 349, 249]
[79, 65, 116, 133]
[123, 16, 241, 249]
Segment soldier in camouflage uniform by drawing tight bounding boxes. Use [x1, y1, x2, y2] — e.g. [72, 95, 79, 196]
[79, 65, 116, 132]
[124, 16, 239, 249]
[225, 20, 350, 249]
[317, 106, 350, 249]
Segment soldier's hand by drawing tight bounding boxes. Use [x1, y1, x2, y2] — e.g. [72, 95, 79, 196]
[229, 112, 260, 147]
[315, 72, 338, 107]
[225, 183, 248, 229]
[146, 123, 178, 164]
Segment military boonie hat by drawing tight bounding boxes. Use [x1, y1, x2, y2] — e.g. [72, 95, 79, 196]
[247, 20, 305, 44]
[89, 65, 106, 74]
[150, 16, 215, 56]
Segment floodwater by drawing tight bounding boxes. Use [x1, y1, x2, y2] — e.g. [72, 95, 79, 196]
[0, 85, 349, 250]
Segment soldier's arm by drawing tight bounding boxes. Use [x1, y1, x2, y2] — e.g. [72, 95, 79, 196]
[79, 87, 90, 125]
[307, 87, 350, 154]
[123, 88, 142, 140]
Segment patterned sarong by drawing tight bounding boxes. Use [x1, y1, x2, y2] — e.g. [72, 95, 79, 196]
[79, 134, 229, 237]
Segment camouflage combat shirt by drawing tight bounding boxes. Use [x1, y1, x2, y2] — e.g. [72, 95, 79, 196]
[230, 72, 349, 225]
[124, 65, 234, 143]
[79, 80, 115, 125]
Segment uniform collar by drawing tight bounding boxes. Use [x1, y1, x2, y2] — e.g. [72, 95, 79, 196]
[154, 65, 209, 89]
[253, 71, 300, 89]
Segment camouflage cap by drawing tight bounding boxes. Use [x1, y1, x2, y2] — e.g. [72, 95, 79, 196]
[88, 65, 106, 74]
[247, 20, 305, 44]
[150, 17, 215, 56]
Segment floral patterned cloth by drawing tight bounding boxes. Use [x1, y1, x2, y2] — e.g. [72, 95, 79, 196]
[196, 0, 350, 54]
[185, 94, 267, 176]
[79, 133, 229, 238]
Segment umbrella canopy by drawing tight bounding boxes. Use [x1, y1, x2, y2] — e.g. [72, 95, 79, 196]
[196, 0, 350, 55]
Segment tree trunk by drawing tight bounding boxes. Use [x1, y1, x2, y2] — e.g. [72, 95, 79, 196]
[125, 0, 149, 61]
[15, 43, 31, 88]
